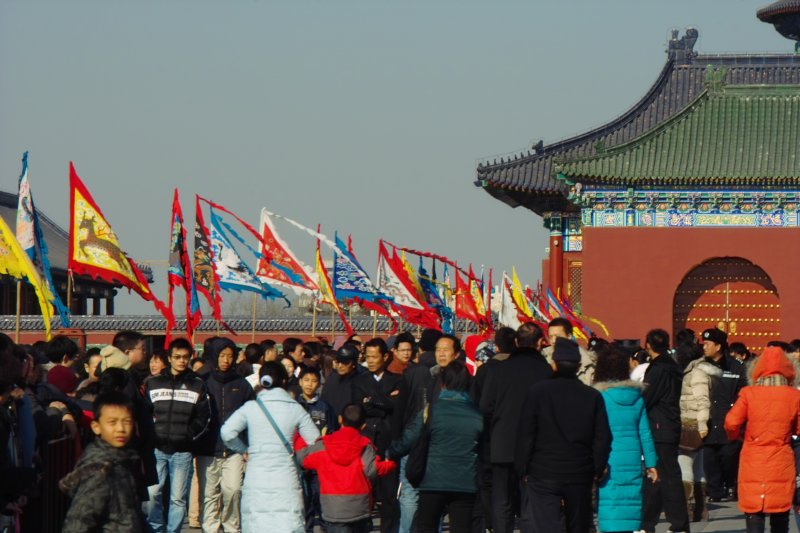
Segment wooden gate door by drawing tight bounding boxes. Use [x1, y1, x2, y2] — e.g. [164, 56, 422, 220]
[673, 257, 780, 354]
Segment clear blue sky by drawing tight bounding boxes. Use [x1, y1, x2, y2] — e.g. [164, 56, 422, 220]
[0, 1, 793, 314]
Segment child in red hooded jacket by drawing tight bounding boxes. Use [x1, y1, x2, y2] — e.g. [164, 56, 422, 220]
[298, 402, 396, 532]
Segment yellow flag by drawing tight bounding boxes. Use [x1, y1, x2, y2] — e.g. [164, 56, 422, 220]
[0, 216, 53, 339]
[400, 252, 426, 302]
[470, 278, 487, 317]
[511, 267, 533, 318]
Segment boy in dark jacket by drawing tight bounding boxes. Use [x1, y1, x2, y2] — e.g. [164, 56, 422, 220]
[60, 391, 144, 532]
[195, 337, 254, 533]
[300, 403, 396, 533]
[297, 364, 338, 532]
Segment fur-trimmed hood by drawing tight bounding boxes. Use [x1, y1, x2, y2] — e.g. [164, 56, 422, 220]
[685, 358, 722, 378]
[594, 380, 646, 406]
[746, 347, 800, 386]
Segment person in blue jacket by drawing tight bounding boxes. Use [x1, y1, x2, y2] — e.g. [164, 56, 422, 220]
[593, 342, 659, 533]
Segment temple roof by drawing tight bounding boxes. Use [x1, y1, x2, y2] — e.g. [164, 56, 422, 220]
[475, 29, 800, 215]
[556, 83, 800, 186]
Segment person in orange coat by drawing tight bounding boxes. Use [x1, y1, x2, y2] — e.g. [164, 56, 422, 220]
[725, 346, 800, 533]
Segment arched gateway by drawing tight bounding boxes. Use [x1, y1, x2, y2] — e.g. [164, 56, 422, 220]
[673, 258, 780, 354]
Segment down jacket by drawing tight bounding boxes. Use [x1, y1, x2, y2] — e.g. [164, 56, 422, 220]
[144, 369, 210, 454]
[725, 347, 800, 514]
[595, 381, 658, 533]
[679, 359, 720, 433]
[221, 388, 320, 533]
[299, 426, 395, 523]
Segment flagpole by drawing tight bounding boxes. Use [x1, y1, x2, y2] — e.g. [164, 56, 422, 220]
[66, 269, 73, 314]
[15, 280, 22, 343]
[372, 311, 377, 338]
[312, 303, 317, 338]
[330, 306, 335, 338]
[251, 293, 257, 343]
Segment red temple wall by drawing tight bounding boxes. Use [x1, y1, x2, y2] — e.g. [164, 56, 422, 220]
[580, 227, 800, 342]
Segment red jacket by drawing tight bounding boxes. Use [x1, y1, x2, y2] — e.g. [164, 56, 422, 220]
[725, 347, 800, 513]
[300, 426, 395, 523]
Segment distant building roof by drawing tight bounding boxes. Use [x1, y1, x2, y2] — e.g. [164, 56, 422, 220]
[556, 83, 800, 185]
[475, 29, 800, 214]
[0, 190, 152, 283]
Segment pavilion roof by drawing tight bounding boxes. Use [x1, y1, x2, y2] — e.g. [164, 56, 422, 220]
[555, 83, 800, 186]
[475, 33, 800, 215]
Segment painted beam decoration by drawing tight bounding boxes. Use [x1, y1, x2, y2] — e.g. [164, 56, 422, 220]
[571, 189, 800, 228]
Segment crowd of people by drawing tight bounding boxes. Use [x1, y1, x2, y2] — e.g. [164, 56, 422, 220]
[2, 320, 800, 533]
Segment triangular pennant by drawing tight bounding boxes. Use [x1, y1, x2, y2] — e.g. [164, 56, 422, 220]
[69, 163, 173, 326]
[193, 196, 223, 321]
[256, 210, 317, 292]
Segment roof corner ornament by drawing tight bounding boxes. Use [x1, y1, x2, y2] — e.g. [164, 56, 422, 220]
[703, 65, 728, 93]
[532, 139, 544, 154]
[667, 27, 699, 64]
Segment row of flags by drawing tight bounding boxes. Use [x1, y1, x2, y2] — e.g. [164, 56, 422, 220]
[1, 154, 604, 342]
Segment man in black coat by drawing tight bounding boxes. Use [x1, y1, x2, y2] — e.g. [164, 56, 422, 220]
[641, 329, 691, 533]
[352, 338, 403, 533]
[321, 344, 361, 416]
[480, 323, 552, 533]
[515, 337, 611, 533]
[700, 328, 747, 502]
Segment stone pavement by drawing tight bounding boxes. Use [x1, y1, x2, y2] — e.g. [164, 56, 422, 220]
[182, 501, 800, 531]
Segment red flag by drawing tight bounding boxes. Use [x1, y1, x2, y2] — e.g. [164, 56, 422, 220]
[257, 211, 318, 292]
[454, 268, 482, 326]
[69, 163, 174, 328]
[167, 190, 201, 341]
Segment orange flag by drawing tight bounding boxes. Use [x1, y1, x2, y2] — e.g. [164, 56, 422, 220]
[69, 162, 174, 326]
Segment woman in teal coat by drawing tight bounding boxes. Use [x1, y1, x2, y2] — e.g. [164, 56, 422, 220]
[388, 361, 483, 533]
[593, 344, 658, 533]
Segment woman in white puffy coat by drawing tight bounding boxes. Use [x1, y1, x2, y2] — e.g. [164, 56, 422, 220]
[221, 361, 320, 533]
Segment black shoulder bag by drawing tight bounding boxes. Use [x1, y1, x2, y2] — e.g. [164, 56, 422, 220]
[405, 403, 433, 488]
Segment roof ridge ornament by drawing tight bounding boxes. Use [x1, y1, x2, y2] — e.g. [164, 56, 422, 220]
[667, 27, 699, 64]
[704, 65, 728, 93]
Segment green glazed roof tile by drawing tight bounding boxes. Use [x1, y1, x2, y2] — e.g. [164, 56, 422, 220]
[556, 85, 800, 184]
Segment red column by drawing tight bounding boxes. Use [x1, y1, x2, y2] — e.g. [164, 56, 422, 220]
[547, 214, 564, 296]
[549, 234, 563, 296]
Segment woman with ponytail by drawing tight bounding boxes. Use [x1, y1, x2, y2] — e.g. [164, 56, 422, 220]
[221, 361, 320, 532]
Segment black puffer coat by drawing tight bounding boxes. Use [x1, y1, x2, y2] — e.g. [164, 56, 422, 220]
[144, 369, 210, 454]
[704, 354, 747, 445]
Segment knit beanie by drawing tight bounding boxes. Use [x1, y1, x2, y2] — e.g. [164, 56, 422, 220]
[47, 365, 79, 394]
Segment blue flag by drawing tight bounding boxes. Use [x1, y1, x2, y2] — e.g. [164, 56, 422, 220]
[209, 210, 289, 305]
[16, 152, 70, 327]
[332, 233, 388, 303]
